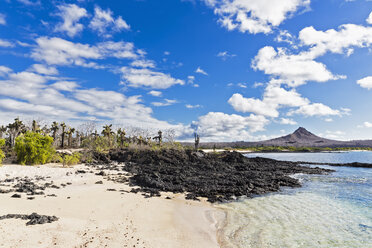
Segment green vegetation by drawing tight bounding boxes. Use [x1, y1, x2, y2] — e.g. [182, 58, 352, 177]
[0, 138, 5, 164]
[14, 131, 55, 165]
[61, 152, 81, 167]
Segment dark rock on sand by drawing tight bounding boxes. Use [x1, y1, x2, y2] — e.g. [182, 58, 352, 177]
[91, 149, 333, 203]
[0, 213, 59, 225]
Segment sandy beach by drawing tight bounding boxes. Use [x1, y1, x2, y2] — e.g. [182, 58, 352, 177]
[0, 164, 224, 248]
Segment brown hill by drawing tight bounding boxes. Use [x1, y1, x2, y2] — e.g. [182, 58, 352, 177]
[192, 127, 372, 149]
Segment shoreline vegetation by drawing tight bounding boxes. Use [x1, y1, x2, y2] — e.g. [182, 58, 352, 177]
[1, 118, 372, 246]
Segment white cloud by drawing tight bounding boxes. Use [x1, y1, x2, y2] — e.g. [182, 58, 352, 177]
[0, 39, 14, 47]
[204, 0, 310, 34]
[120, 67, 184, 89]
[363, 121, 372, 128]
[228, 84, 309, 117]
[148, 90, 162, 97]
[185, 104, 201, 109]
[31, 37, 138, 67]
[217, 51, 236, 60]
[192, 112, 269, 141]
[0, 14, 5, 25]
[228, 93, 278, 117]
[299, 24, 372, 56]
[55, 4, 88, 37]
[29, 64, 58, 75]
[130, 59, 156, 68]
[280, 118, 297, 125]
[52, 81, 78, 91]
[151, 99, 178, 107]
[89, 6, 130, 37]
[368, 11, 372, 25]
[0, 66, 12, 76]
[288, 103, 343, 117]
[252, 46, 344, 87]
[324, 118, 333, 122]
[357, 76, 372, 90]
[320, 130, 345, 140]
[195, 66, 208, 75]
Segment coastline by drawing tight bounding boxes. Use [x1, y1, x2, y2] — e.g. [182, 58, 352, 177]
[0, 163, 224, 248]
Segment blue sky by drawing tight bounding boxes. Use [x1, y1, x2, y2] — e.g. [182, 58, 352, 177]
[0, 0, 372, 141]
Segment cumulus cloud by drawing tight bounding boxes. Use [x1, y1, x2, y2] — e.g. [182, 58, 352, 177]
[287, 103, 344, 117]
[0, 66, 12, 77]
[51, 81, 78, 91]
[89, 6, 130, 37]
[0, 39, 14, 47]
[203, 0, 310, 34]
[299, 24, 372, 56]
[0, 14, 5, 25]
[185, 104, 201, 109]
[120, 67, 184, 89]
[195, 66, 208, 75]
[280, 118, 297, 125]
[192, 112, 269, 141]
[368, 11, 372, 25]
[0, 67, 185, 132]
[357, 76, 372, 90]
[363, 121, 372, 128]
[148, 90, 162, 97]
[252, 46, 344, 87]
[29, 64, 58, 75]
[151, 99, 178, 107]
[130, 59, 156, 68]
[217, 51, 236, 60]
[31, 37, 139, 67]
[55, 4, 88, 37]
[228, 84, 309, 117]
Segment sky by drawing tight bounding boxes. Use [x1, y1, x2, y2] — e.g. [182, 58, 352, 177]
[0, 0, 372, 142]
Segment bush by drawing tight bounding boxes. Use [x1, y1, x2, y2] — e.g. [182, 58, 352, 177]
[62, 153, 81, 167]
[14, 132, 55, 165]
[0, 139, 5, 164]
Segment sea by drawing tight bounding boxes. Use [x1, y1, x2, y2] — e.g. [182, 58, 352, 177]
[217, 151, 372, 248]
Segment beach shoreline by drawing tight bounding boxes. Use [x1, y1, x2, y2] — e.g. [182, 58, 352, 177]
[0, 163, 224, 248]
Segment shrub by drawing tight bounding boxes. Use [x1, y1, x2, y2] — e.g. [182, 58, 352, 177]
[14, 131, 55, 165]
[62, 152, 81, 167]
[0, 138, 5, 164]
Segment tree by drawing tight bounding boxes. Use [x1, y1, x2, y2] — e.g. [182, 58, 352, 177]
[60, 122, 66, 148]
[102, 124, 114, 138]
[117, 128, 126, 147]
[31, 120, 40, 133]
[14, 132, 55, 165]
[51, 121, 59, 144]
[7, 118, 26, 147]
[194, 132, 200, 151]
[66, 127, 75, 148]
[153, 130, 163, 146]
[0, 138, 5, 164]
[0, 126, 6, 139]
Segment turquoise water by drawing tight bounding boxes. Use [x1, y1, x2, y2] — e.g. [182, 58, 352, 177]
[218, 152, 372, 248]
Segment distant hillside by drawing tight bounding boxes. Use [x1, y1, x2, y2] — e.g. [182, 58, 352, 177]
[190, 127, 372, 149]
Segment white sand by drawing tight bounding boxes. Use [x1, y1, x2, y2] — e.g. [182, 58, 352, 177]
[0, 164, 224, 248]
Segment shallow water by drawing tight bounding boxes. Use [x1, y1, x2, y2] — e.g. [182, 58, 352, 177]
[217, 152, 372, 248]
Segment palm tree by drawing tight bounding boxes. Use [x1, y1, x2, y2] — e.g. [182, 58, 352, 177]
[60, 122, 66, 148]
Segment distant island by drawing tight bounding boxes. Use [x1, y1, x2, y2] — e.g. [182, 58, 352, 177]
[190, 127, 372, 152]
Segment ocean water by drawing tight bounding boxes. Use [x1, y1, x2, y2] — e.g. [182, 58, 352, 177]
[217, 152, 372, 248]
